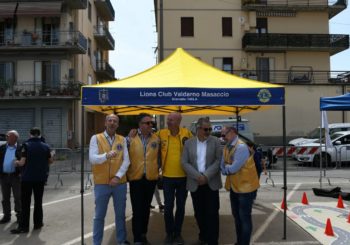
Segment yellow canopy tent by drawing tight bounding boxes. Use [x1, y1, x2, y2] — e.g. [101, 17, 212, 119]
[79, 48, 289, 242]
[82, 48, 284, 115]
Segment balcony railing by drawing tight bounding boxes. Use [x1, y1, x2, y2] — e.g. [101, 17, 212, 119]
[0, 81, 83, 99]
[65, 0, 87, 9]
[225, 70, 350, 84]
[241, 0, 347, 18]
[95, 0, 115, 21]
[96, 61, 115, 80]
[94, 25, 115, 50]
[242, 33, 349, 55]
[0, 30, 87, 54]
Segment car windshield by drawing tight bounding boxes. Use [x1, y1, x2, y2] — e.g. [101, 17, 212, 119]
[306, 128, 325, 138]
[314, 132, 344, 143]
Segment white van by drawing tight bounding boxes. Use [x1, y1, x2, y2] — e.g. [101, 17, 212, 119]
[289, 123, 350, 146]
[190, 118, 254, 142]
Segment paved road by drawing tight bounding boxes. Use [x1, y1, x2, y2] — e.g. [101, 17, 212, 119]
[0, 159, 349, 245]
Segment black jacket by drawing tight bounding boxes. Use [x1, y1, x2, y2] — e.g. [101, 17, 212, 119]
[0, 143, 22, 176]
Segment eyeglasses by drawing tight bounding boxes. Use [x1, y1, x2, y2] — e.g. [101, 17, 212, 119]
[201, 127, 212, 132]
[141, 121, 153, 126]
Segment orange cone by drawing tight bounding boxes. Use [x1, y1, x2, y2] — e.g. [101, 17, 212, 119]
[281, 197, 287, 210]
[301, 192, 309, 205]
[324, 218, 334, 236]
[337, 195, 345, 209]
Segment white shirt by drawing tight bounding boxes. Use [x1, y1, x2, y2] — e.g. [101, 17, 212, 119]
[196, 138, 207, 173]
[89, 131, 130, 178]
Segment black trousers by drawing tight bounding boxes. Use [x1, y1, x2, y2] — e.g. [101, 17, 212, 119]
[20, 181, 45, 229]
[191, 184, 220, 245]
[129, 176, 157, 243]
[0, 174, 21, 219]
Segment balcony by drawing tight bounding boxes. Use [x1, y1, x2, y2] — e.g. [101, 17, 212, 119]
[95, 0, 115, 21]
[0, 30, 87, 55]
[65, 0, 87, 9]
[241, 0, 347, 18]
[94, 25, 115, 50]
[227, 69, 350, 84]
[242, 33, 349, 55]
[0, 80, 83, 100]
[95, 61, 115, 80]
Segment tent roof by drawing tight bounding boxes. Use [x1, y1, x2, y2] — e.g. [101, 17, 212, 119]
[82, 48, 285, 115]
[320, 93, 350, 111]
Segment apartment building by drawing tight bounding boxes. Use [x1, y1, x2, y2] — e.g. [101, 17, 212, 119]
[154, 0, 349, 144]
[0, 0, 115, 148]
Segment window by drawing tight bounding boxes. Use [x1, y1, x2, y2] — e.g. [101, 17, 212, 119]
[222, 17, 232, 36]
[181, 17, 194, 37]
[256, 57, 275, 82]
[88, 1, 92, 21]
[213, 57, 233, 74]
[0, 62, 14, 83]
[256, 18, 267, 34]
[88, 38, 91, 57]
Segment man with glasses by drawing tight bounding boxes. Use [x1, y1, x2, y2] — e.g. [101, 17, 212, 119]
[182, 117, 222, 245]
[0, 130, 21, 224]
[127, 113, 160, 245]
[221, 126, 259, 245]
[89, 114, 130, 245]
[157, 112, 192, 245]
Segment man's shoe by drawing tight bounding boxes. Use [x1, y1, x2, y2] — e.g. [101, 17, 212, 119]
[10, 227, 29, 234]
[0, 217, 11, 224]
[117, 241, 130, 245]
[33, 223, 44, 230]
[164, 233, 173, 244]
[173, 234, 184, 245]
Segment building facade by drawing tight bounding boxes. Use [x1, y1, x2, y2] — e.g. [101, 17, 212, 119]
[0, 0, 114, 148]
[154, 0, 349, 144]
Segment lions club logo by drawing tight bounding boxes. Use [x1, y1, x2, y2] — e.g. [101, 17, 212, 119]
[257, 89, 272, 103]
[99, 89, 109, 103]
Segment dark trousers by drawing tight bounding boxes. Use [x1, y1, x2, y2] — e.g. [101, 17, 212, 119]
[129, 176, 157, 243]
[0, 174, 21, 219]
[191, 185, 220, 245]
[163, 176, 188, 236]
[20, 181, 45, 229]
[230, 190, 255, 245]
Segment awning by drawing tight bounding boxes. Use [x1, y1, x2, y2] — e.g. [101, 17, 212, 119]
[0, 2, 62, 17]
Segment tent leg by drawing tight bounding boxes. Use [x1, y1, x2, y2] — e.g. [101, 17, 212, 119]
[81, 106, 85, 245]
[283, 105, 287, 240]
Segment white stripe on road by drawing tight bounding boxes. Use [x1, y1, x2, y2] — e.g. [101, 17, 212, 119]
[0, 192, 92, 216]
[252, 183, 302, 243]
[62, 215, 133, 245]
[253, 242, 320, 245]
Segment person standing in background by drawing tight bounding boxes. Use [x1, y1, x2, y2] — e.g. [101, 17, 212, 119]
[0, 130, 21, 224]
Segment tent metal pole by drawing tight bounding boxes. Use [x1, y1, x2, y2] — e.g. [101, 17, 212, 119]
[81, 105, 85, 245]
[283, 105, 287, 240]
[319, 112, 323, 189]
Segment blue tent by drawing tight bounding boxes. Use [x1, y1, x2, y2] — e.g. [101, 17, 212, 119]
[320, 93, 350, 111]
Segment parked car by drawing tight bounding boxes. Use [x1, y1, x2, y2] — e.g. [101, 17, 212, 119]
[289, 123, 350, 146]
[295, 131, 350, 167]
[0, 133, 6, 146]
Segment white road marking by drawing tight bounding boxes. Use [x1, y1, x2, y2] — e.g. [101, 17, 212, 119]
[62, 215, 133, 245]
[252, 183, 302, 243]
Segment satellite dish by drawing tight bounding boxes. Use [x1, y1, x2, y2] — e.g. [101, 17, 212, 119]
[239, 16, 245, 24]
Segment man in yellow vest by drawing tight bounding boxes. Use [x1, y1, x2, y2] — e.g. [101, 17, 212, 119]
[127, 113, 160, 245]
[89, 114, 130, 245]
[157, 112, 192, 245]
[221, 126, 260, 245]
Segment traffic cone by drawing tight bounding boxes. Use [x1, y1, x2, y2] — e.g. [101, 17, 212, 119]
[281, 197, 287, 210]
[324, 218, 334, 236]
[337, 195, 345, 209]
[301, 192, 309, 205]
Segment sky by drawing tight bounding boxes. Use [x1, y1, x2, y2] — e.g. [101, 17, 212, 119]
[110, 0, 350, 79]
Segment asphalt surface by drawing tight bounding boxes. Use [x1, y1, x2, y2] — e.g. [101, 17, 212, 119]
[0, 158, 349, 245]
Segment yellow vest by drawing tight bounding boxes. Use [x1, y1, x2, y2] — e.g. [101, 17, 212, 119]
[92, 133, 127, 184]
[223, 140, 260, 193]
[127, 133, 159, 181]
[158, 128, 192, 171]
